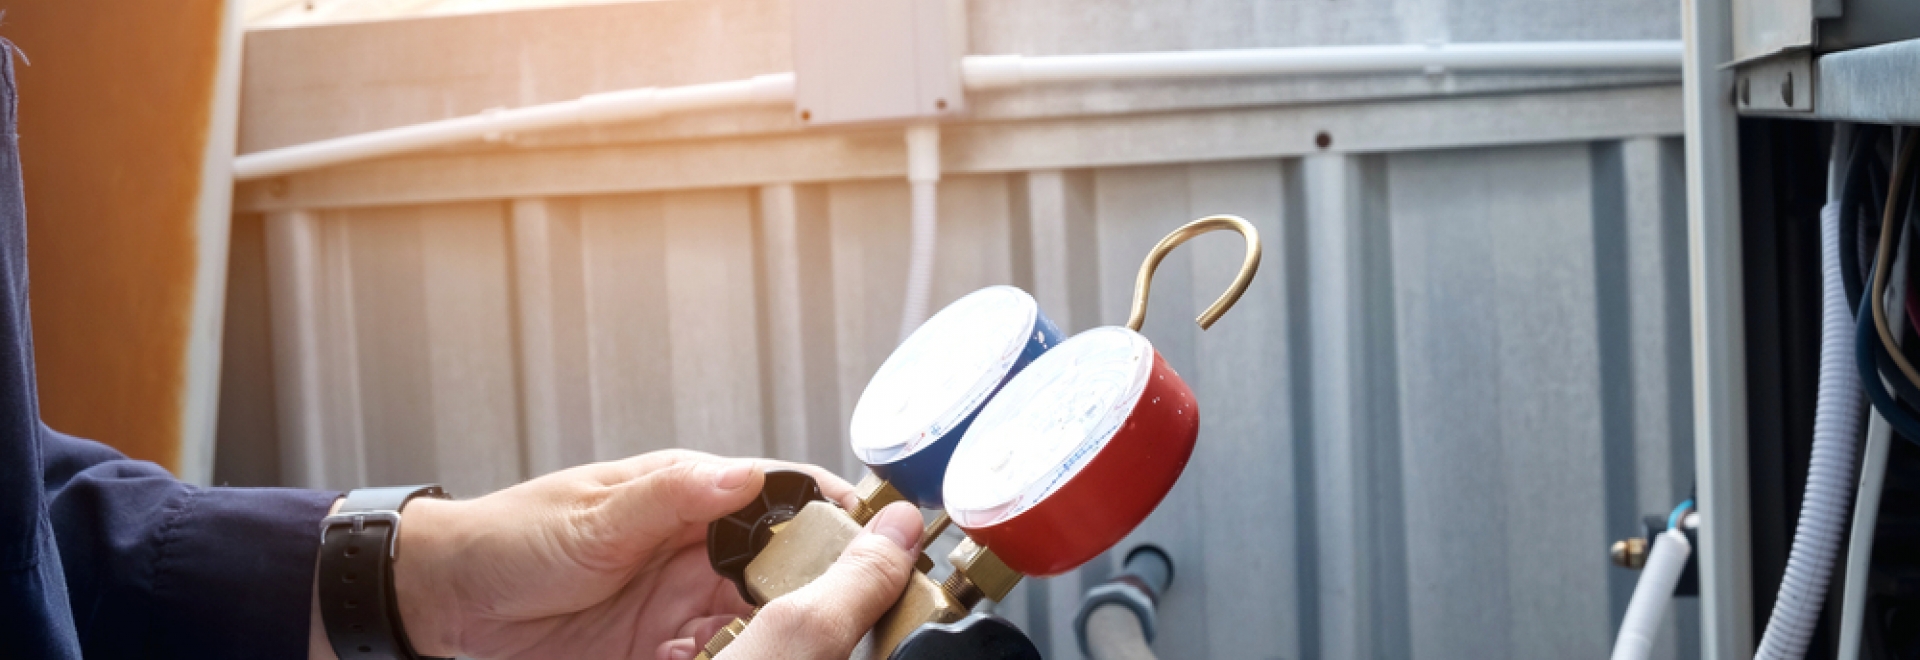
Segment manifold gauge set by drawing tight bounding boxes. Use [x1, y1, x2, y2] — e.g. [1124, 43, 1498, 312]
[699, 216, 1262, 659]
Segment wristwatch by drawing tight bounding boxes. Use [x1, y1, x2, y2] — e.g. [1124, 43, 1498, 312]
[318, 485, 453, 660]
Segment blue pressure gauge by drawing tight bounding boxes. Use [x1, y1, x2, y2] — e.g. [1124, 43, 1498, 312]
[849, 285, 1064, 508]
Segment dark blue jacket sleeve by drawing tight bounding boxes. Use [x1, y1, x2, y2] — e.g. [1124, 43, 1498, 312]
[41, 425, 340, 658]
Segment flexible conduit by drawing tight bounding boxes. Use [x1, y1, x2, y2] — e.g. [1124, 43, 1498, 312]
[899, 124, 941, 342]
[1751, 190, 1864, 656]
[1612, 526, 1693, 660]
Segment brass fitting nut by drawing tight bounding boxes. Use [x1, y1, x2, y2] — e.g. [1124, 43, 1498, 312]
[947, 538, 1022, 605]
[847, 474, 907, 525]
[1610, 537, 1649, 570]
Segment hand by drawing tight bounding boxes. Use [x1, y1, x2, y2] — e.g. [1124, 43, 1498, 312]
[708, 501, 923, 660]
[309, 450, 919, 660]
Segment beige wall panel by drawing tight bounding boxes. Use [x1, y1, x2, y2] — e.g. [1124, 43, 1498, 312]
[418, 204, 525, 494]
[662, 189, 767, 458]
[341, 207, 439, 486]
[579, 195, 678, 460]
[1182, 159, 1300, 659]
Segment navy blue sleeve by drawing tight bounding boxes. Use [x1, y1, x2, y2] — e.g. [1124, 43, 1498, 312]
[41, 426, 340, 658]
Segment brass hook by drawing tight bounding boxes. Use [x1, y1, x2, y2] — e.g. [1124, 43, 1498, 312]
[1126, 215, 1262, 332]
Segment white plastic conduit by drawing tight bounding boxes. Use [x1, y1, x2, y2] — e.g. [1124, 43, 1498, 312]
[962, 41, 1682, 89]
[230, 41, 1680, 180]
[1612, 526, 1694, 660]
[1752, 154, 1865, 660]
[232, 73, 796, 180]
[899, 123, 941, 342]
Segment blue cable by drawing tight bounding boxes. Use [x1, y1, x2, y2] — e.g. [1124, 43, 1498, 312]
[1855, 301, 1920, 444]
[1668, 499, 1694, 531]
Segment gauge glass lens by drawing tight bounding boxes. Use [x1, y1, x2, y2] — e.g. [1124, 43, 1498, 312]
[849, 286, 1038, 464]
[943, 326, 1154, 527]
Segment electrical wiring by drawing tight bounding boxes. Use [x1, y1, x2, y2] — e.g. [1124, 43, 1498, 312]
[1667, 499, 1694, 531]
[1869, 135, 1920, 390]
[1840, 127, 1882, 313]
[1858, 278, 1920, 441]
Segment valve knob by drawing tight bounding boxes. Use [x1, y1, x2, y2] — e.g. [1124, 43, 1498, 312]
[888, 613, 1042, 660]
[705, 470, 826, 605]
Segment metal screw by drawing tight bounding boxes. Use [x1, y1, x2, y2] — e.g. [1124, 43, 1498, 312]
[1315, 131, 1332, 149]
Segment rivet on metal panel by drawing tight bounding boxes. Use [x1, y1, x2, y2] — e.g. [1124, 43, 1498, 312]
[1315, 131, 1332, 149]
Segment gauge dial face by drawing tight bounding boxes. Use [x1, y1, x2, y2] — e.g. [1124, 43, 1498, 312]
[943, 326, 1155, 528]
[849, 285, 1039, 465]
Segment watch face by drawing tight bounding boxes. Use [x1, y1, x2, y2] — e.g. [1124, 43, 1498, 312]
[849, 285, 1039, 465]
[943, 326, 1155, 528]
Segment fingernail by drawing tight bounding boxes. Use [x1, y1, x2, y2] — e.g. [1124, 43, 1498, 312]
[869, 504, 920, 551]
[667, 647, 694, 660]
[714, 462, 755, 490]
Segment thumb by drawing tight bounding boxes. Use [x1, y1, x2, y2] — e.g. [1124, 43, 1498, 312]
[579, 457, 764, 563]
[721, 502, 923, 659]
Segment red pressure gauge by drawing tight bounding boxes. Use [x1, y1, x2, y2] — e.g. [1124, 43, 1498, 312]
[942, 216, 1261, 577]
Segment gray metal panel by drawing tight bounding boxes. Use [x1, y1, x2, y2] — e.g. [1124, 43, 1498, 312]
[1808, 38, 1920, 124]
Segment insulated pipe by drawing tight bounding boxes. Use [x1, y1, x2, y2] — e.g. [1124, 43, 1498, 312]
[1612, 526, 1694, 660]
[232, 73, 796, 180]
[962, 41, 1682, 90]
[898, 123, 941, 342]
[1076, 546, 1172, 660]
[1752, 146, 1866, 660]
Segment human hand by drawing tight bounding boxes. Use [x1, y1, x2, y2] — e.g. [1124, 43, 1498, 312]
[310, 450, 920, 660]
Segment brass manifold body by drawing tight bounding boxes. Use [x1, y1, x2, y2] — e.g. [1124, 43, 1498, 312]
[696, 475, 1023, 660]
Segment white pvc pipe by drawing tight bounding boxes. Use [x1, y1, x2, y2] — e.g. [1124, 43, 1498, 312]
[233, 41, 1682, 180]
[898, 123, 941, 342]
[232, 73, 796, 180]
[1752, 150, 1865, 660]
[1612, 527, 1694, 660]
[962, 41, 1682, 90]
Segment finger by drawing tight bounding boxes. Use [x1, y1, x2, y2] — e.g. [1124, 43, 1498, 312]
[720, 502, 922, 659]
[592, 451, 857, 510]
[579, 458, 766, 567]
[753, 460, 858, 510]
[656, 638, 698, 660]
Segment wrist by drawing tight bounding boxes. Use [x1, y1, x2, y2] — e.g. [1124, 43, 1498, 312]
[393, 496, 464, 658]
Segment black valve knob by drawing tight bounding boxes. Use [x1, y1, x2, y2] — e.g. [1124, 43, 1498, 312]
[888, 613, 1042, 660]
[706, 469, 827, 606]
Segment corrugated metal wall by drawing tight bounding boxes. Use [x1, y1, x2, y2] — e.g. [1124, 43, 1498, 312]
[215, 1, 1699, 658]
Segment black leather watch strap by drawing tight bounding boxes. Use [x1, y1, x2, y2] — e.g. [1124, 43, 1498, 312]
[318, 485, 451, 660]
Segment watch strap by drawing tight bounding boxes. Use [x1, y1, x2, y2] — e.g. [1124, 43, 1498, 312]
[318, 485, 451, 660]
